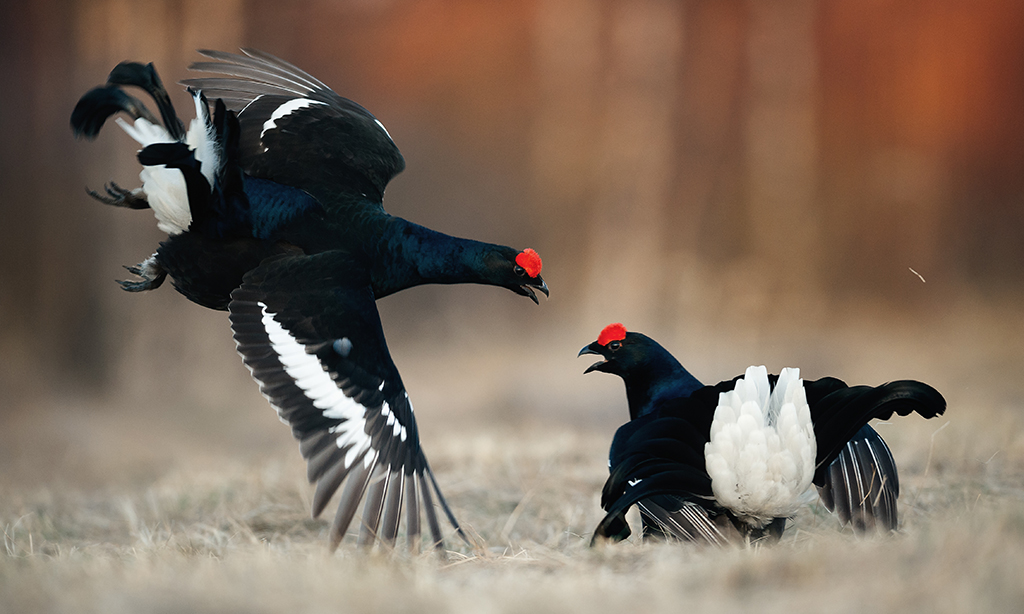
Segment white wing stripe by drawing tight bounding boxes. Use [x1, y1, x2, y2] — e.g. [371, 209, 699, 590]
[261, 98, 327, 141]
[254, 302, 412, 456]
[304, 379, 340, 402]
[346, 438, 371, 470]
[288, 361, 329, 381]
[313, 389, 348, 410]
[239, 93, 265, 115]
[374, 119, 393, 142]
[257, 302, 370, 458]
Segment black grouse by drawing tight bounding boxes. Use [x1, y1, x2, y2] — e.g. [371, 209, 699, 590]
[579, 323, 946, 545]
[71, 49, 548, 552]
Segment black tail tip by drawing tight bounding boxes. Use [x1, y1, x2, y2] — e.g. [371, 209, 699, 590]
[105, 61, 159, 90]
[70, 86, 154, 139]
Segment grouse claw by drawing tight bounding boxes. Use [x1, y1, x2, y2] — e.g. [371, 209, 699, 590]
[86, 182, 149, 209]
[118, 256, 166, 292]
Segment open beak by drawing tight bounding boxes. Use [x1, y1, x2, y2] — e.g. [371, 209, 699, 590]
[520, 277, 550, 305]
[578, 343, 607, 374]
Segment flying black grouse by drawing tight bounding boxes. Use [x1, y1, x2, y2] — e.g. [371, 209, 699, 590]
[71, 49, 548, 552]
[579, 323, 945, 545]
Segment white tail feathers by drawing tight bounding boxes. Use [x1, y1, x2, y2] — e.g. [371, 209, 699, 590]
[138, 165, 192, 235]
[187, 91, 220, 187]
[115, 116, 171, 147]
[115, 91, 220, 236]
[705, 366, 816, 528]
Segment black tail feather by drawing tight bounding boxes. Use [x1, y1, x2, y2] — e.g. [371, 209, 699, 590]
[71, 86, 159, 139]
[106, 61, 186, 140]
[209, 99, 253, 237]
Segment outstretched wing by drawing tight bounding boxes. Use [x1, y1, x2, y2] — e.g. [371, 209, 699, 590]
[594, 411, 718, 545]
[227, 251, 464, 552]
[816, 424, 900, 532]
[803, 377, 943, 532]
[804, 377, 946, 484]
[181, 49, 405, 205]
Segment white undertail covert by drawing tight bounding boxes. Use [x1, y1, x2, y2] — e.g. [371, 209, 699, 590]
[705, 366, 816, 528]
[115, 91, 219, 235]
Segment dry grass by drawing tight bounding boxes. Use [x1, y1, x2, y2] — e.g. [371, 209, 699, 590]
[4, 302, 1024, 613]
[2, 409, 1023, 614]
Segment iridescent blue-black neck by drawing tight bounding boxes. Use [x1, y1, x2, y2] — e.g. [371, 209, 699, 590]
[621, 334, 704, 420]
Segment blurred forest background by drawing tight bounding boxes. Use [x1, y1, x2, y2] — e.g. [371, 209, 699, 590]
[1, 0, 1023, 489]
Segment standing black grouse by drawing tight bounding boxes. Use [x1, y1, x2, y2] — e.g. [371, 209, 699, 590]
[579, 323, 945, 545]
[71, 49, 548, 552]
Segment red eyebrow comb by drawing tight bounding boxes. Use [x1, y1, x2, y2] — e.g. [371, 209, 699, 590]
[515, 248, 542, 277]
[598, 323, 627, 346]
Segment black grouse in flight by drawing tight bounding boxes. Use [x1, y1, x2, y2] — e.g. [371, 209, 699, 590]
[71, 49, 548, 552]
[579, 323, 945, 545]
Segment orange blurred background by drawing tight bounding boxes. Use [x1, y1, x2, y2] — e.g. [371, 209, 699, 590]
[1, 0, 1022, 485]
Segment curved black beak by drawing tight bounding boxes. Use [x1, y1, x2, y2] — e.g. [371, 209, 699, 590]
[578, 343, 607, 374]
[519, 277, 549, 305]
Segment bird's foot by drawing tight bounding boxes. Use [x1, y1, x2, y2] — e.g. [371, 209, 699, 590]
[118, 254, 166, 292]
[87, 182, 149, 209]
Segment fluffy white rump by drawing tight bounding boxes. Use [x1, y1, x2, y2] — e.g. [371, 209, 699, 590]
[705, 366, 816, 528]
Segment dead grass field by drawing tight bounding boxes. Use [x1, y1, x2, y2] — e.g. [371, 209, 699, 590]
[3, 303, 1024, 614]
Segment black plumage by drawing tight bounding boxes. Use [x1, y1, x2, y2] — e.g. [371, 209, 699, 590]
[72, 49, 548, 551]
[579, 325, 945, 545]
[816, 424, 900, 532]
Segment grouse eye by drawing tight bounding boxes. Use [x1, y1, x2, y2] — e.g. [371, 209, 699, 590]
[608, 340, 622, 351]
[514, 265, 526, 276]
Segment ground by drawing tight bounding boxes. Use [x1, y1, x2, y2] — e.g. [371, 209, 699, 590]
[3, 304, 1023, 613]
[3, 414, 1023, 613]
